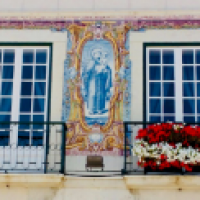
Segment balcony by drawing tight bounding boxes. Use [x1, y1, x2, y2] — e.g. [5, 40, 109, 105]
[0, 121, 199, 176]
[0, 122, 66, 174]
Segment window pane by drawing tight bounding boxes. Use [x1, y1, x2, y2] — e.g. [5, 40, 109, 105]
[149, 99, 161, 113]
[0, 98, 11, 112]
[197, 100, 200, 114]
[149, 66, 160, 80]
[197, 66, 200, 80]
[0, 114, 10, 129]
[163, 66, 174, 80]
[164, 99, 175, 113]
[163, 82, 174, 97]
[23, 50, 34, 64]
[195, 50, 200, 64]
[182, 49, 194, 64]
[149, 115, 161, 122]
[36, 49, 47, 64]
[183, 82, 194, 97]
[2, 65, 13, 79]
[149, 50, 161, 64]
[35, 65, 46, 80]
[163, 50, 174, 64]
[183, 99, 195, 114]
[34, 82, 46, 96]
[1, 82, 13, 95]
[32, 131, 43, 146]
[183, 66, 194, 80]
[18, 131, 30, 146]
[184, 116, 195, 123]
[20, 98, 31, 112]
[21, 82, 32, 96]
[0, 134, 9, 146]
[197, 83, 200, 97]
[19, 115, 31, 129]
[164, 116, 175, 122]
[22, 65, 33, 79]
[33, 115, 44, 130]
[33, 98, 45, 112]
[3, 50, 15, 63]
[149, 82, 161, 97]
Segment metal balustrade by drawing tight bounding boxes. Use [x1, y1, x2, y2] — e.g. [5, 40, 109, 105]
[0, 122, 67, 174]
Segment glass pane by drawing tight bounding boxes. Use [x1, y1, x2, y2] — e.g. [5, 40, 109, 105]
[21, 82, 32, 96]
[1, 82, 13, 95]
[164, 99, 175, 113]
[183, 66, 194, 80]
[35, 65, 46, 80]
[197, 100, 200, 114]
[182, 49, 194, 64]
[163, 66, 174, 80]
[22, 65, 33, 79]
[0, 115, 10, 129]
[34, 82, 46, 96]
[149, 115, 161, 122]
[33, 98, 45, 112]
[36, 49, 47, 64]
[183, 99, 195, 114]
[0, 98, 11, 112]
[184, 116, 195, 123]
[197, 83, 200, 97]
[0, 134, 9, 146]
[2, 65, 13, 79]
[195, 50, 200, 64]
[149, 82, 161, 97]
[32, 132, 43, 146]
[19, 115, 31, 129]
[18, 131, 30, 146]
[33, 115, 44, 130]
[149, 50, 161, 64]
[183, 82, 194, 97]
[149, 66, 160, 80]
[20, 98, 31, 112]
[163, 50, 174, 64]
[164, 116, 175, 122]
[23, 50, 34, 64]
[196, 66, 200, 80]
[163, 82, 174, 97]
[3, 49, 15, 63]
[149, 99, 161, 113]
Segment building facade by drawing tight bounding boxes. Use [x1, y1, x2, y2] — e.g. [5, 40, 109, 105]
[0, 0, 200, 199]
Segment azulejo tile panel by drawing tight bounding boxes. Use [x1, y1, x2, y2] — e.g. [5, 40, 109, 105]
[62, 22, 131, 156]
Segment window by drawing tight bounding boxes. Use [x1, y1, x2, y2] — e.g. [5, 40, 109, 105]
[147, 47, 200, 122]
[0, 47, 50, 146]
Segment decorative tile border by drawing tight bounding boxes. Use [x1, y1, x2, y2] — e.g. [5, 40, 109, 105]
[0, 18, 200, 30]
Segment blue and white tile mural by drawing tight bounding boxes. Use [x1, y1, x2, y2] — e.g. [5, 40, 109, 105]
[62, 22, 131, 156]
[81, 39, 114, 125]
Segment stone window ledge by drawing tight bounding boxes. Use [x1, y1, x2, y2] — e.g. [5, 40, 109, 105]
[124, 176, 200, 190]
[0, 174, 64, 188]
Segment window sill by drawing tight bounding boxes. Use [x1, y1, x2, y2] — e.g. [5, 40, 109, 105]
[124, 175, 200, 190]
[0, 174, 64, 188]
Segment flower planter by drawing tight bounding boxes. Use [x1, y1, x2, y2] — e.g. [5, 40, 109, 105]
[133, 123, 200, 173]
